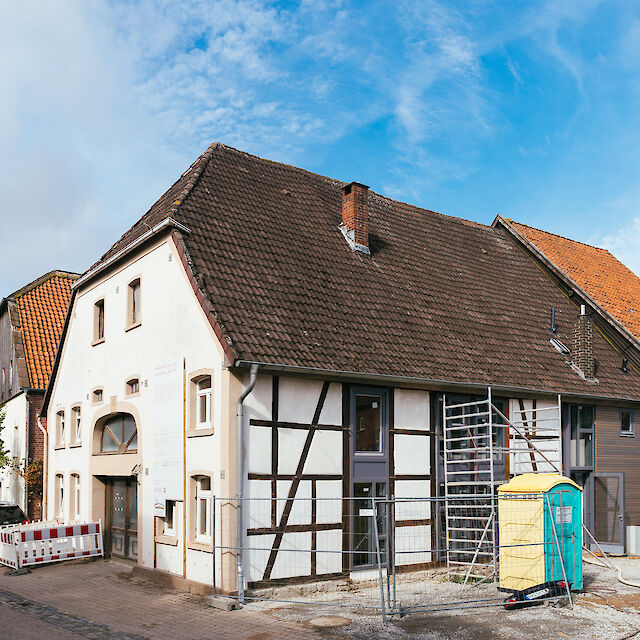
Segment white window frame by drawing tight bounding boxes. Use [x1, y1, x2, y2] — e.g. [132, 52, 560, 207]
[72, 407, 81, 443]
[94, 299, 105, 342]
[57, 411, 65, 446]
[195, 476, 212, 542]
[56, 474, 64, 520]
[128, 279, 141, 326]
[71, 474, 80, 520]
[196, 377, 212, 430]
[164, 500, 176, 537]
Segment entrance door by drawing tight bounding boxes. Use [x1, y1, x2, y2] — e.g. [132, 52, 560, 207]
[587, 472, 625, 554]
[351, 387, 389, 569]
[106, 478, 138, 560]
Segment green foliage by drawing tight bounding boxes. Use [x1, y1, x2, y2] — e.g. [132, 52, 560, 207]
[15, 458, 43, 494]
[0, 407, 9, 469]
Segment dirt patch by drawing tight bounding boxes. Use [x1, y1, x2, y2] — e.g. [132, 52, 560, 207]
[246, 559, 640, 640]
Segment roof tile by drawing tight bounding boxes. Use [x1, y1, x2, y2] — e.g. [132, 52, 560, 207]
[15, 275, 74, 389]
[510, 221, 640, 341]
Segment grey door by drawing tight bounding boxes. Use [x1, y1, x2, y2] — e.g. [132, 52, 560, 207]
[351, 386, 389, 569]
[587, 472, 625, 554]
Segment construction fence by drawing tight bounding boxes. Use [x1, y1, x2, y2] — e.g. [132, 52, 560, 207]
[0, 520, 104, 570]
[213, 491, 584, 619]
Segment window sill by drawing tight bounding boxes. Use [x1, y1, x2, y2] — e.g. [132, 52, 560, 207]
[92, 450, 138, 456]
[125, 322, 142, 333]
[155, 534, 179, 546]
[621, 432, 635, 438]
[125, 392, 140, 399]
[54, 444, 66, 450]
[91, 338, 105, 347]
[187, 427, 214, 438]
[69, 442, 82, 449]
[187, 540, 213, 553]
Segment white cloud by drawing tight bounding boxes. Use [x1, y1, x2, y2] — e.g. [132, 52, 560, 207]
[0, 0, 637, 296]
[598, 217, 640, 277]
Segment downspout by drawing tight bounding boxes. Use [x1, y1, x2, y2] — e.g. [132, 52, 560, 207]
[237, 363, 258, 604]
[25, 395, 29, 516]
[37, 416, 47, 519]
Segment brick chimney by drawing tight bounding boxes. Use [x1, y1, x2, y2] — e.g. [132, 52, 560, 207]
[340, 182, 370, 254]
[573, 305, 595, 379]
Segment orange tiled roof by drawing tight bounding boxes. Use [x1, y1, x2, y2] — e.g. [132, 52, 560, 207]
[15, 274, 75, 390]
[509, 221, 640, 341]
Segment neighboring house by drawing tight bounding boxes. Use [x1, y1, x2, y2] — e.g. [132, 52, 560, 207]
[41, 143, 640, 595]
[0, 270, 78, 517]
[495, 216, 640, 539]
[494, 216, 640, 347]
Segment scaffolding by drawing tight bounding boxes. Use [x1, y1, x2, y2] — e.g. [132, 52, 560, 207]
[442, 389, 562, 583]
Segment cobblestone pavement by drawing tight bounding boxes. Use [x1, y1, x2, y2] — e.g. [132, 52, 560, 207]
[0, 601, 83, 640]
[0, 560, 321, 640]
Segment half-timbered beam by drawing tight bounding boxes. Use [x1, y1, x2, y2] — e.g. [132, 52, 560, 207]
[262, 381, 330, 581]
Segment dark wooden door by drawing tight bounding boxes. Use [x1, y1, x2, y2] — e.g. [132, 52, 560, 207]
[106, 478, 138, 560]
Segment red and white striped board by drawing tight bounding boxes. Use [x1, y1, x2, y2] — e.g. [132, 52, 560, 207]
[0, 530, 18, 568]
[0, 521, 103, 569]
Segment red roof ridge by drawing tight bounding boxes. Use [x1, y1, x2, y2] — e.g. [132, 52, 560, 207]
[9, 270, 79, 300]
[510, 220, 611, 254]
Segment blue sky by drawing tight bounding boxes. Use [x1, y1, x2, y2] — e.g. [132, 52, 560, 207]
[2, 0, 640, 293]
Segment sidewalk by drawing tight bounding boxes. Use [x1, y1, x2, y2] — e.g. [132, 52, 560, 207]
[0, 560, 321, 640]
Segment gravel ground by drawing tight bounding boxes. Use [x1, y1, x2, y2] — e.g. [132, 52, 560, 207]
[243, 557, 640, 639]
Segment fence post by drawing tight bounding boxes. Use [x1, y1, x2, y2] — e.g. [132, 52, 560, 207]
[212, 496, 216, 595]
[385, 500, 391, 611]
[372, 496, 387, 622]
[391, 496, 397, 611]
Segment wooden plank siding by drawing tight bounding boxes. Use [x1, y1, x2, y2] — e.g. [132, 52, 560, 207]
[595, 406, 640, 526]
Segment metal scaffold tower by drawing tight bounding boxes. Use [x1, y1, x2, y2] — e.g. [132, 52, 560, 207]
[442, 389, 563, 583]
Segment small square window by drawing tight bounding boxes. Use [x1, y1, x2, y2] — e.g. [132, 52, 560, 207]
[126, 378, 140, 396]
[92, 389, 103, 405]
[621, 409, 635, 437]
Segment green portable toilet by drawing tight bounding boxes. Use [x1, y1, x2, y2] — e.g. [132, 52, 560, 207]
[498, 473, 582, 592]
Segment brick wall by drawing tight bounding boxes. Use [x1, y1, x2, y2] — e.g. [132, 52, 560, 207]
[573, 313, 595, 379]
[341, 182, 369, 249]
[26, 391, 44, 520]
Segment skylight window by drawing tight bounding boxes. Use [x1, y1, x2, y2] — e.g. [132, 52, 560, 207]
[550, 338, 570, 355]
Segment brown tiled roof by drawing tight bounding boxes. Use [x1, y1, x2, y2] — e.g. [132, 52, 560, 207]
[13, 272, 77, 390]
[85, 143, 640, 400]
[506, 221, 640, 342]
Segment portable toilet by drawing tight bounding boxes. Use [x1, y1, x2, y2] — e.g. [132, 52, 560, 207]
[497, 473, 582, 592]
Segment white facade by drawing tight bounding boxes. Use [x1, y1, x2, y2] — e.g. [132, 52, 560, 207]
[0, 392, 28, 508]
[46, 233, 229, 586]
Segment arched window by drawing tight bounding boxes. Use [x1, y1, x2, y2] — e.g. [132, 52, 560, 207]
[100, 413, 138, 454]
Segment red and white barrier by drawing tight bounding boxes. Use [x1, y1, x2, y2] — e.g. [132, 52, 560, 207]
[0, 521, 103, 569]
[0, 529, 19, 569]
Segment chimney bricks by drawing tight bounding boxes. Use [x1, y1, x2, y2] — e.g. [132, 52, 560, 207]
[573, 306, 595, 380]
[340, 182, 370, 253]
